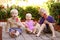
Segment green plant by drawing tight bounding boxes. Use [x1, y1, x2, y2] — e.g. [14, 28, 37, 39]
[16, 6, 25, 20]
[0, 5, 7, 20]
[0, 5, 40, 21]
[48, 3, 60, 24]
[25, 6, 40, 20]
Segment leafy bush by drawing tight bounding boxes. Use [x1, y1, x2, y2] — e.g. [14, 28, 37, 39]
[48, 3, 60, 24]
[0, 5, 7, 20]
[16, 6, 25, 20]
[25, 6, 40, 20]
[0, 5, 40, 21]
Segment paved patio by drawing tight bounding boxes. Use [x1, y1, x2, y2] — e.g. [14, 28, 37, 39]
[0, 22, 60, 40]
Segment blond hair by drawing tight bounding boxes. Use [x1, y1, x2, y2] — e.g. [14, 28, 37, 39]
[10, 9, 18, 14]
[39, 8, 47, 14]
[26, 13, 32, 17]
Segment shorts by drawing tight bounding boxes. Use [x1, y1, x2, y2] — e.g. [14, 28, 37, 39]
[9, 28, 22, 33]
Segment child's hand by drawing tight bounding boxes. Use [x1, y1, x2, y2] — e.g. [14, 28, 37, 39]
[44, 20, 46, 24]
[5, 30, 9, 33]
[22, 22, 28, 28]
[44, 20, 50, 24]
[15, 18, 19, 22]
[15, 17, 21, 22]
[34, 21, 37, 26]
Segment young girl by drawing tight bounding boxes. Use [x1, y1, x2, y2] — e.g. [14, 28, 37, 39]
[23, 13, 40, 34]
[5, 9, 24, 38]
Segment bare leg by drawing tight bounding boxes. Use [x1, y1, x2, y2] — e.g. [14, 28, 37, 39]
[49, 23, 56, 37]
[9, 31, 16, 38]
[15, 31, 20, 37]
[26, 28, 32, 33]
[33, 23, 40, 34]
[33, 27, 37, 34]
[36, 24, 46, 36]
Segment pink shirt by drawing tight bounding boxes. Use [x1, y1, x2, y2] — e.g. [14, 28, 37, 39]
[25, 20, 34, 30]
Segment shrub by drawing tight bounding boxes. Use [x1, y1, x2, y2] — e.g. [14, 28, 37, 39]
[0, 5, 7, 20]
[25, 6, 40, 20]
[16, 6, 25, 20]
[48, 3, 60, 24]
[0, 5, 40, 21]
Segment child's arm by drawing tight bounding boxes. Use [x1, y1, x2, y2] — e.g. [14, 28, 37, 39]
[14, 18, 25, 28]
[33, 21, 37, 26]
[16, 22, 25, 28]
[44, 20, 56, 26]
[22, 22, 29, 28]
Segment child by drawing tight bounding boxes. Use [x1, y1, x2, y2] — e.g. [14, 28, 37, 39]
[23, 13, 40, 34]
[36, 8, 56, 38]
[5, 9, 24, 38]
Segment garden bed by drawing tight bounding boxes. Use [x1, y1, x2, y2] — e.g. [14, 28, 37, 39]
[0, 20, 7, 22]
[54, 25, 60, 32]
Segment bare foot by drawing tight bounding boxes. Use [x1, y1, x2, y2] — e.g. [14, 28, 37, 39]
[36, 34, 40, 37]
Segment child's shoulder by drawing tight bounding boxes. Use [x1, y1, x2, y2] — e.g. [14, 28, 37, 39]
[48, 15, 53, 18]
[25, 20, 33, 23]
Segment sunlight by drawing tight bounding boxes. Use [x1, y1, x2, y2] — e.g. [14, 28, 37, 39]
[27, 0, 48, 6]
[18, 0, 48, 6]
[5, 0, 48, 7]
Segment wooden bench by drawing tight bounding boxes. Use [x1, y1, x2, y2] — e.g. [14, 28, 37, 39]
[0, 26, 2, 40]
[1, 22, 60, 40]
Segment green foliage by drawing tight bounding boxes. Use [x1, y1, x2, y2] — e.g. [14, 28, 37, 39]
[6, 7, 12, 18]
[0, 5, 7, 20]
[0, 5, 40, 21]
[48, 3, 60, 24]
[25, 6, 40, 20]
[16, 6, 25, 20]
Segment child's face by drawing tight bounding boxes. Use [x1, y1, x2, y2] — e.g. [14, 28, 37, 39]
[11, 12, 18, 17]
[26, 16, 32, 20]
[40, 13, 47, 19]
[40, 12, 44, 17]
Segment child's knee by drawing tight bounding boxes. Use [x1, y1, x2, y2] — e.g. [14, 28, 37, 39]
[15, 31, 20, 36]
[9, 32, 16, 38]
[34, 23, 40, 29]
[42, 24, 46, 27]
[49, 23, 54, 27]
